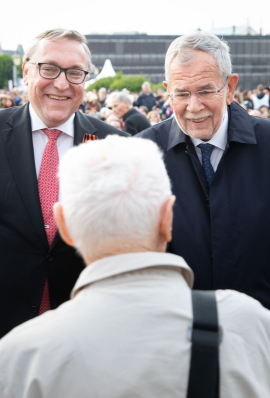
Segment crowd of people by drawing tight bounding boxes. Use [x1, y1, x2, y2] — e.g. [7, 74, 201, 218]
[1, 27, 270, 398]
[1, 81, 269, 136]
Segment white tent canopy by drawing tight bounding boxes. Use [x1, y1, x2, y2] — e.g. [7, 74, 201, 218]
[85, 59, 116, 89]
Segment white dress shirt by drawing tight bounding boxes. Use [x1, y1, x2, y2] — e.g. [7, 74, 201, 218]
[29, 105, 75, 200]
[0, 251, 270, 398]
[190, 110, 228, 171]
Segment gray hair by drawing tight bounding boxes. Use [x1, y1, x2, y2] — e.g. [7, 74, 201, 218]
[110, 91, 133, 105]
[165, 31, 232, 86]
[142, 81, 151, 88]
[23, 28, 94, 73]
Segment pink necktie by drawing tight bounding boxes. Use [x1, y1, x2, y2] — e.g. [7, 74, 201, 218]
[38, 128, 62, 315]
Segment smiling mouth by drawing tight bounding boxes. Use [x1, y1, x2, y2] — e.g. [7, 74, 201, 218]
[47, 95, 69, 100]
[188, 116, 210, 123]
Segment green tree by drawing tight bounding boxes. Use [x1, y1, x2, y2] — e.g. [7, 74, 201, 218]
[86, 71, 123, 91]
[0, 54, 13, 89]
[18, 57, 23, 78]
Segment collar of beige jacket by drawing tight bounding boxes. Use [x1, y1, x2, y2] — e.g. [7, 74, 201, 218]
[71, 251, 194, 298]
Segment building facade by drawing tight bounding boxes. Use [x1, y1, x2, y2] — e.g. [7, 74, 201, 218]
[86, 33, 270, 89]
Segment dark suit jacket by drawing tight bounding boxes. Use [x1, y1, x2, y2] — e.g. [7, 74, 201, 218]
[123, 108, 151, 136]
[0, 103, 129, 338]
[136, 102, 270, 309]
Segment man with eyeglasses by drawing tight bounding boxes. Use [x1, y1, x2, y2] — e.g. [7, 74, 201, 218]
[136, 31, 270, 310]
[0, 28, 129, 338]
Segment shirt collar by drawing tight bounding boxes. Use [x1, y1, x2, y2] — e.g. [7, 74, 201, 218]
[166, 102, 257, 151]
[190, 109, 228, 151]
[29, 103, 75, 137]
[71, 252, 194, 298]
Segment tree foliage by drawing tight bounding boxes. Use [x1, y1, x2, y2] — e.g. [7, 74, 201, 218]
[0, 54, 13, 89]
[86, 71, 163, 93]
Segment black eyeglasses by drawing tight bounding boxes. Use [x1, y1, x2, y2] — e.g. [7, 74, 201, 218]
[28, 61, 90, 84]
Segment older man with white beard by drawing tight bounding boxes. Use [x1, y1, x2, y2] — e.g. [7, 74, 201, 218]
[0, 136, 270, 398]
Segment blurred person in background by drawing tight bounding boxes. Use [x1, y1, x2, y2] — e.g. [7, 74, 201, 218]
[106, 113, 119, 125]
[86, 92, 100, 113]
[1, 96, 16, 109]
[242, 89, 254, 110]
[11, 88, 22, 106]
[138, 105, 149, 116]
[109, 118, 122, 131]
[98, 87, 107, 108]
[253, 84, 269, 109]
[249, 109, 263, 117]
[135, 81, 157, 111]
[159, 93, 173, 120]
[111, 92, 150, 136]
[147, 110, 160, 125]
[100, 107, 112, 121]
[259, 105, 270, 119]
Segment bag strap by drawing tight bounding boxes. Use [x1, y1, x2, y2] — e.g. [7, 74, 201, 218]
[187, 290, 220, 398]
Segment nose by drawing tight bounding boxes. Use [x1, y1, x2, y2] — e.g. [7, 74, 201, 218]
[53, 71, 70, 91]
[186, 93, 204, 113]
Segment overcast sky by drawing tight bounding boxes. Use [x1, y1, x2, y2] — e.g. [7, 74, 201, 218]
[1, 0, 268, 51]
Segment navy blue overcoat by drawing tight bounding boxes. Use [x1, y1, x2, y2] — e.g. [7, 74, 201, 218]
[136, 101, 270, 309]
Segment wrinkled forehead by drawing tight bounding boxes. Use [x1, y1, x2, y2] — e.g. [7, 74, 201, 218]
[169, 51, 223, 89]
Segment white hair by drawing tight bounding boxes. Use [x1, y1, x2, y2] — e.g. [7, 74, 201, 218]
[23, 28, 94, 73]
[110, 92, 133, 105]
[165, 31, 232, 86]
[59, 135, 172, 258]
[142, 81, 151, 88]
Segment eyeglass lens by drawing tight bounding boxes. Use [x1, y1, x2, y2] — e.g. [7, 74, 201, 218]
[40, 64, 85, 83]
[173, 91, 219, 103]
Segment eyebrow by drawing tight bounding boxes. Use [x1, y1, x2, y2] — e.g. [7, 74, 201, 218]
[41, 61, 86, 70]
[174, 83, 215, 93]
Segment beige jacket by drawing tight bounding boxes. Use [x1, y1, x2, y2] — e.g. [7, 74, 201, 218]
[0, 252, 270, 398]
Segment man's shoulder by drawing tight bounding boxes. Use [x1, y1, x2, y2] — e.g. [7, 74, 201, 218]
[0, 106, 20, 123]
[135, 117, 173, 142]
[216, 289, 270, 344]
[79, 112, 130, 137]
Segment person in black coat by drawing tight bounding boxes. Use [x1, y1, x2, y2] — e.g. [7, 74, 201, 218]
[134, 81, 157, 111]
[0, 28, 130, 339]
[136, 31, 270, 310]
[111, 92, 150, 136]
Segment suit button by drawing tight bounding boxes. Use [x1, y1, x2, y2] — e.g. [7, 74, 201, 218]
[47, 255, 53, 262]
[31, 306, 38, 313]
[205, 198, 210, 207]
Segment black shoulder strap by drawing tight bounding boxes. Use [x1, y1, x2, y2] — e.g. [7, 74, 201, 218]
[187, 290, 220, 398]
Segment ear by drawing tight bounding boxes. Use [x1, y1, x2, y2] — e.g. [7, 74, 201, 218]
[159, 195, 176, 245]
[53, 202, 74, 246]
[226, 74, 238, 105]
[22, 62, 29, 87]
[163, 81, 168, 91]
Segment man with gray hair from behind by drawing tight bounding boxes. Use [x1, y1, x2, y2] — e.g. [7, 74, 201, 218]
[1, 135, 270, 398]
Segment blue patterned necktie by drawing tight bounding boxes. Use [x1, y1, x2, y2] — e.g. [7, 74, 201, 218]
[198, 143, 215, 186]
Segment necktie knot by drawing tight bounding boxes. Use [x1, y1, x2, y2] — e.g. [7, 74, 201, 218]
[42, 128, 62, 141]
[198, 143, 214, 162]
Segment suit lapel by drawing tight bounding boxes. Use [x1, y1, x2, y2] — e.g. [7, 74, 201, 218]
[73, 110, 98, 145]
[50, 111, 98, 250]
[1, 104, 49, 250]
